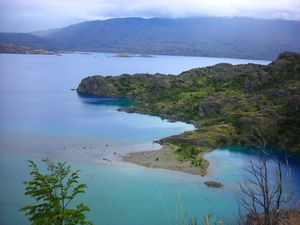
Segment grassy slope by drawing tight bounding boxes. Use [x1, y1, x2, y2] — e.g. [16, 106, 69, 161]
[77, 52, 300, 167]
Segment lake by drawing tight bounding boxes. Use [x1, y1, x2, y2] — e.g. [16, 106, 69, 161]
[0, 53, 299, 225]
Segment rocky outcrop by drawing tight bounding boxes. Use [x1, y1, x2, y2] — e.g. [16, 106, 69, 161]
[266, 88, 297, 98]
[77, 73, 173, 98]
[199, 99, 221, 116]
[77, 76, 115, 97]
[204, 181, 224, 188]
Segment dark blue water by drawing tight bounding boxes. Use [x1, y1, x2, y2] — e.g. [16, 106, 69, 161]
[1, 53, 298, 225]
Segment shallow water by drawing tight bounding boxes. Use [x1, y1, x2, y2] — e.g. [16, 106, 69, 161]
[0, 154, 237, 225]
[1, 53, 298, 225]
[1, 148, 299, 225]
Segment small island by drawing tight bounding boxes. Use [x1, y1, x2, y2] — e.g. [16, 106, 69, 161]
[114, 53, 154, 58]
[114, 52, 132, 58]
[204, 181, 224, 188]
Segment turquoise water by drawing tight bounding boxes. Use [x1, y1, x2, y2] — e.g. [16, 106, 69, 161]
[1, 53, 299, 225]
[1, 149, 299, 225]
[0, 154, 237, 225]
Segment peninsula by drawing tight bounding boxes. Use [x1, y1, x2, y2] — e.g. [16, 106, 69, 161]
[77, 52, 300, 175]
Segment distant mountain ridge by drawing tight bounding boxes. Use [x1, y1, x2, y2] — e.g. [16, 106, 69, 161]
[31, 28, 60, 37]
[0, 32, 52, 49]
[1, 17, 300, 60]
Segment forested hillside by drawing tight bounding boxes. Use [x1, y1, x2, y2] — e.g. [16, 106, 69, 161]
[1, 17, 300, 60]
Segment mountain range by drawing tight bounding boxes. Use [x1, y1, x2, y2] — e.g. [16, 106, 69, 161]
[1, 17, 300, 60]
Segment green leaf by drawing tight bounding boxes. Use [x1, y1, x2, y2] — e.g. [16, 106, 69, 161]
[20, 158, 93, 224]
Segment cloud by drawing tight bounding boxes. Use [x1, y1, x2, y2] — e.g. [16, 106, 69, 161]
[1, 0, 300, 32]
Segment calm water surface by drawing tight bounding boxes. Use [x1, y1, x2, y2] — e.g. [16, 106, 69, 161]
[1, 53, 299, 225]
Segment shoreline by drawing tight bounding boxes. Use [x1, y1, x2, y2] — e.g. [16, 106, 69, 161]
[0, 131, 162, 164]
[0, 130, 211, 176]
[118, 107, 216, 176]
[122, 144, 210, 176]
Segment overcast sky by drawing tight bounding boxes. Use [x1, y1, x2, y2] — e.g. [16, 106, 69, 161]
[0, 0, 300, 32]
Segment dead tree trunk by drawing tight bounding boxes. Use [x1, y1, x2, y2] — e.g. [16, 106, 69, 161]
[237, 128, 292, 225]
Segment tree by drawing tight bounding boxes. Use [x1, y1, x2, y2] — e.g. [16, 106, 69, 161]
[20, 158, 93, 225]
[237, 129, 292, 225]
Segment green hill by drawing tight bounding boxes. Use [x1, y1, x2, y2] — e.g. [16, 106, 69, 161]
[77, 52, 300, 156]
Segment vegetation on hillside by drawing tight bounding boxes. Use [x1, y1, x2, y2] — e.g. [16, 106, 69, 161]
[0, 43, 54, 54]
[0, 32, 52, 50]
[1, 17, 300, 60]
[77, 52, 300, 168]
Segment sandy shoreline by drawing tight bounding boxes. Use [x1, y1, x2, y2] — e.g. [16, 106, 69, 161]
[0, 132, 210, 176]
[123, 145, 209, 176]
[0, 132, 161, 164]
